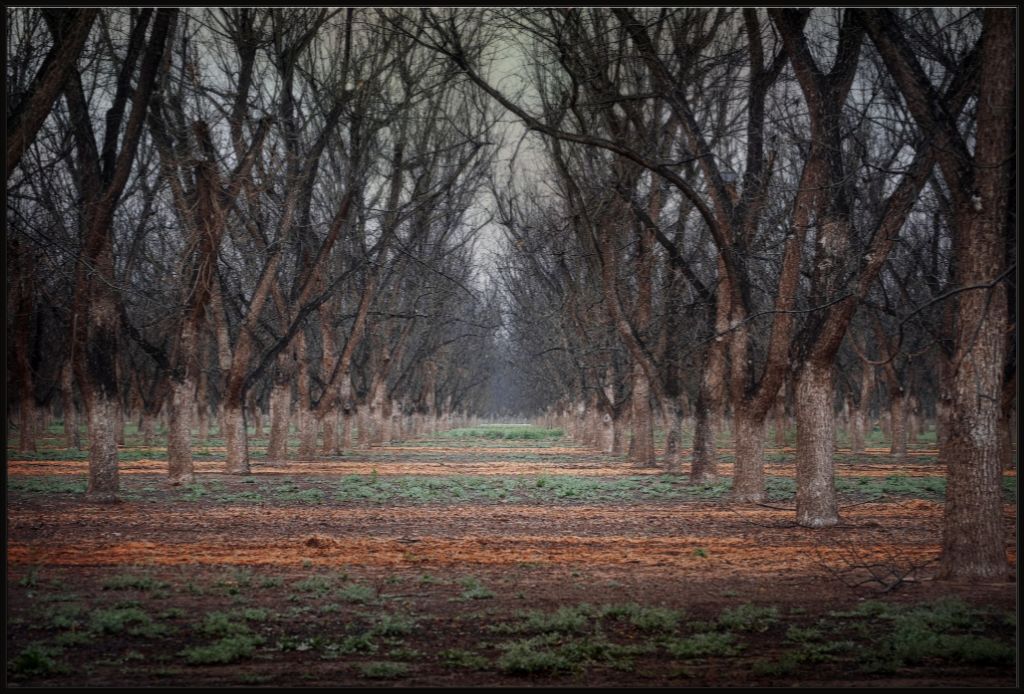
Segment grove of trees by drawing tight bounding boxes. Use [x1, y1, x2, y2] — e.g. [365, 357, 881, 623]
[6, 8, 1015, 581]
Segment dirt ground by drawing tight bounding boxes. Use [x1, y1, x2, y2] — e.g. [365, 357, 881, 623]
[5, 433, 1017, 687]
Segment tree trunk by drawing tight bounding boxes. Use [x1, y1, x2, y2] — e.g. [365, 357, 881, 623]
[358, 401, 372, 447]
[601, 412, 615, 454]
[794, 361, 840, 528]
[851, 363, 871, 455]
[629, 364, 657, 467]
[141, 411, 157, 447]
[773, 399, 786, 448]
[251, 404, 263, 438]
[889, 389, 907, 461]
[197, 366, 210, 442]
[321, 407, 338, 455]
[341, 409, 354, 449]
[166, 377, 195, 485]
[266, 377, 290, 462]
[663, 397, 684, 473]
[690, 398, 719, 484]
[297, 409, 317, 459]
[223, 404, 249, 474]
[85, 392, 119, 503]
[731, 406, 765, 502]
[936, 9, 1012, 582]
[296, 334, 316, 458]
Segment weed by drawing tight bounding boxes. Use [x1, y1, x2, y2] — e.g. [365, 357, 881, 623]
[459, 576, 495, 600]
[328, 633, 378, 655]
[8, 644, 66, 677]
[440, 648, 489, 669]
[197, 612, 249, 638]
[102, 572, 168, 592]
[784, 625, 823, 643]
[497, 637, 572, 675]
[371, 613, 417, 637]
[495, 604, 593, 635]
[338, 582, 376, 603]
[260, 576, 284, 588]
[665, 632, 742, 658]
[358, 661, 409, 679]
[46, 603, 85, 629]
[603, 603, 682, 633]
[181, 634, 263, 664]
[292, 575, 333, 596]
[718, 604, 779, 632]
[89, 607, 170, 638]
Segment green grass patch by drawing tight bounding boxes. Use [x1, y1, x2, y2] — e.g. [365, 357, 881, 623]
[182, 634, 263, 664]
[458, 576, 495, 600]
[664, 632, 742, 658]
[443, 426, 563, 440]
[8, 644, 67, 677]
[718, 604, 779, 633]
[440, 648, 489, 669]
[89, 606, 171, 638]
[8, 477, 87, 494]
[358, 661, 409, 679]
[102, 572, 169, 592]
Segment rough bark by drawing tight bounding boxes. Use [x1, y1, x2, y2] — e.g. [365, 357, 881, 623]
[223, 404, 249, 474]
[795, 361, 840, 527]
[663, 397, 684, 473]
[851, 362, 872, 455]
[630, 363, 657, 467]
[938, 15, 1012, 579]
[732, 406, 766, 502]
[266, 358, 291, 462]
[166, 377, 195, 485]
[85, 392, 119, 503]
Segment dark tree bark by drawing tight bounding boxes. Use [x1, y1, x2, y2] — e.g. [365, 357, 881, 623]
[862, 7, 1014, 580]
[7, 9, 98, 177]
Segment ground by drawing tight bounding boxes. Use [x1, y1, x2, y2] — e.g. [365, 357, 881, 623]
[5, 423, 1017, 687]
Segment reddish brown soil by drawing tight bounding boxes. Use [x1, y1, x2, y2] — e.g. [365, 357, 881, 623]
[5, 439, 1017, 687]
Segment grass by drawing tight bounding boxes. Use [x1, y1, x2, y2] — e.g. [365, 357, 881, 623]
[664, 632, 742, 658]
[337, 582, 376, 603]
[102, 572, 169, 592]
[493, 604, 594, 635]
[443, 425, 564, 440]
[717, 604, 779, 633]
[603, 603, 683, 633]
[856, 598, 1016, 672]
[8, 644, 67, 677]
[459, 576, 495, 600]
[89, 606, 171, 638]
[440, 648, 490, 669]
[370, 613, 417, 637]
[181, 634, 263, 665]
[358, 661, 409, 679]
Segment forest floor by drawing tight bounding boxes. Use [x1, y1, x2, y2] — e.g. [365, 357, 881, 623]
[6, 424, 1017, 687]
